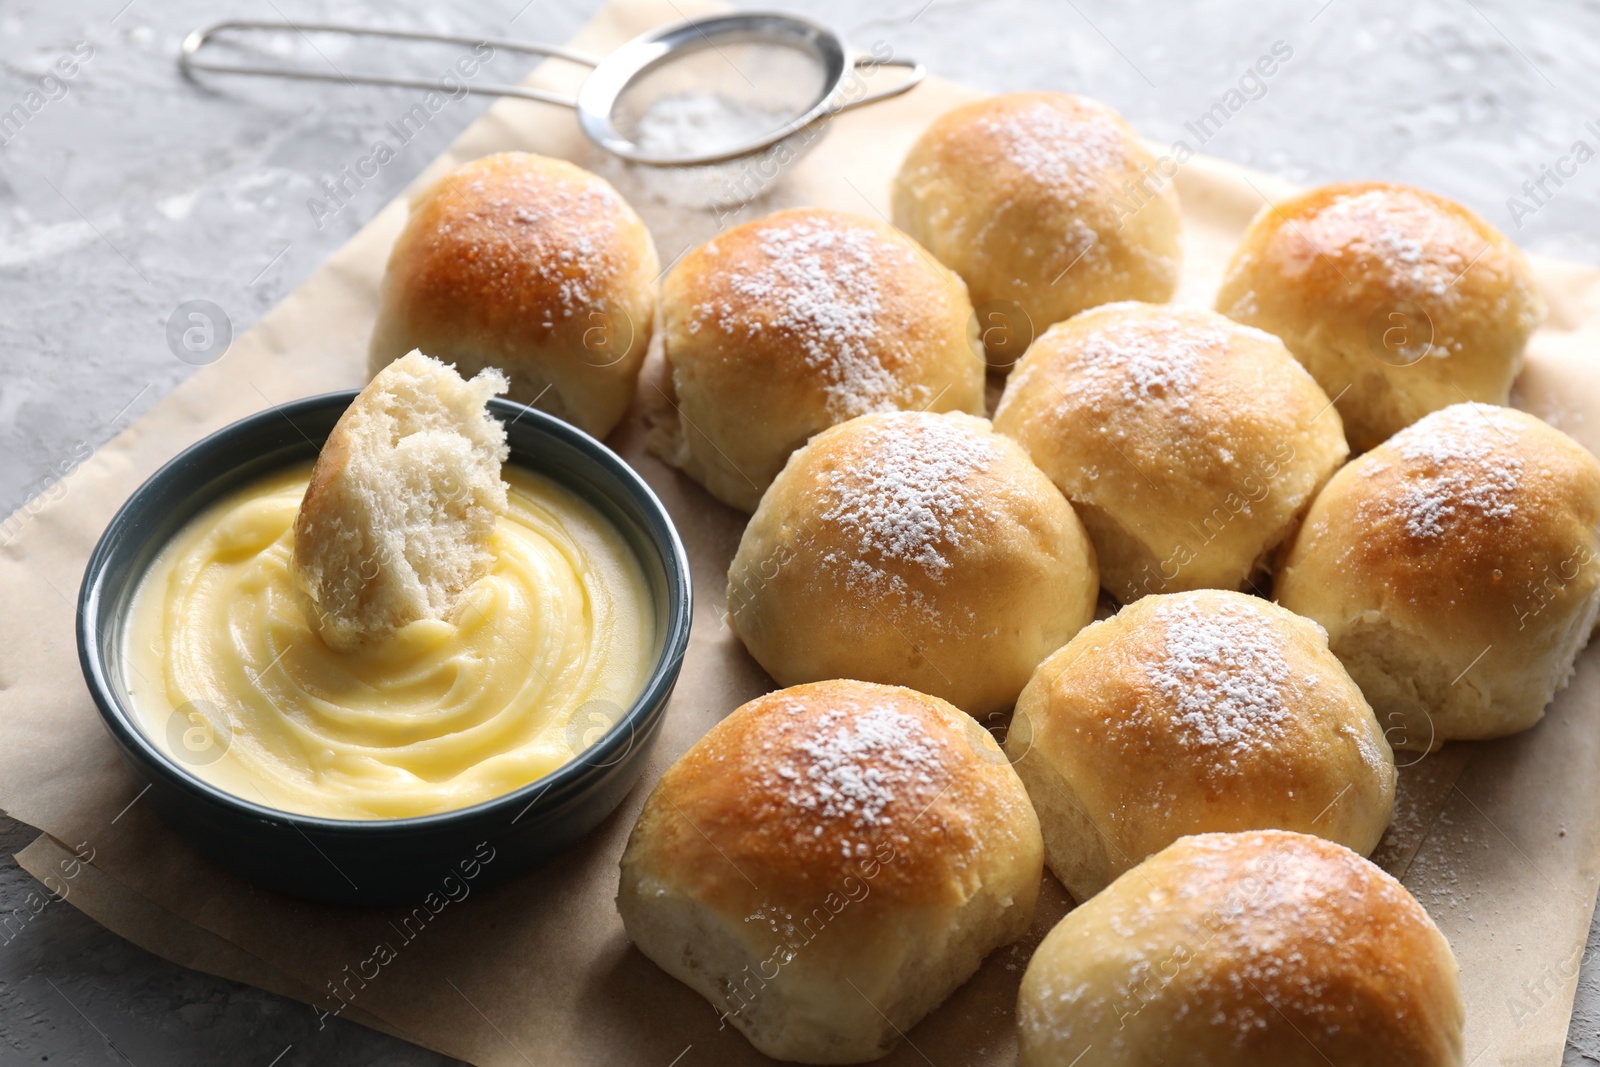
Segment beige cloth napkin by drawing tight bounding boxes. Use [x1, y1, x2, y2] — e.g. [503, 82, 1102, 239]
[6, 0, 1600, 1063]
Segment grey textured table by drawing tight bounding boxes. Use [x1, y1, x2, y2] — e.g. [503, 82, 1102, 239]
[4, 1, 1600, 1063]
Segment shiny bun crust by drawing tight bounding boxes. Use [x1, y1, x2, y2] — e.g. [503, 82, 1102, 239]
[1277, 403, 1600, 749]
[654, 207, 985, 513]
[1017, 831, 1464, 1067]
[618, 680, 1043, 1064]
[993, 303, 1348, 603]
[727, 411, 1098, 716]
[891, 92, 1181, 365]
[1216, 180, 1543, 452]
[1006, 590, 1395, 902]
[368, 152, 660, 439]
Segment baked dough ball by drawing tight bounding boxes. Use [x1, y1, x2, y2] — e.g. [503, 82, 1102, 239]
[654, 207, 985, 513]
[727, 411, 1098, 716]
[892, 92, 1181, 366]
[618, 680, 1043, 1064]
[292, 352, 508, 651]
[369, 152, 659, 439]
[1006, 589, 1394, 902]
[1216, 180, 1543, 452]
[1277, 403, 1600, 749]
[993, 303, 1348, 603]
[1017, 831, 1464, 1067]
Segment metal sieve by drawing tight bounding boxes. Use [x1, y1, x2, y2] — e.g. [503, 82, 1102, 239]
[181, 13, 923, 184]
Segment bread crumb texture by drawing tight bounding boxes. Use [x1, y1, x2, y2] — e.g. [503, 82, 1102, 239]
[291, 352, 508, 650]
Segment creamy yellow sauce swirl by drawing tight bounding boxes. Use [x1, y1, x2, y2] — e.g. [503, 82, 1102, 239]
[124, 463, 655, 820]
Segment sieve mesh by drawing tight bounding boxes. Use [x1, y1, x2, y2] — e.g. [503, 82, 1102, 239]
[611, 39, 828, 159]
[602, 37, 837, 210]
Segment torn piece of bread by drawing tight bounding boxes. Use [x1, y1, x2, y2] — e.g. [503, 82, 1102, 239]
[292, 351, 509, 650]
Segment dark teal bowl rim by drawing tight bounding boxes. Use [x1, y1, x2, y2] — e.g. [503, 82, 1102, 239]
[76, 390, 692, 840]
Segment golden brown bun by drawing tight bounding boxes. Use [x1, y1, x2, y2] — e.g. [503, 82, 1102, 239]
[993, 303, 1348, 603]
[368, 152, 659, 439]
[727, 411, 1098, 716]
[1017, 831, 1464, 1067]
[1216, 180, 1543, 452]
[1006, 590, 1395, 901]
[291, 352, 508, 651]
[892, 92, 1181, 368]
[1277, 403, 1600, 749]
[654, 207, 985, 513]
[618, 680, 1043, 1064]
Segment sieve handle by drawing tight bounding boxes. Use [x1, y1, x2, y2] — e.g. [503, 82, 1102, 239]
[834, 55, 927, 113]
[179, 21, 602, 109]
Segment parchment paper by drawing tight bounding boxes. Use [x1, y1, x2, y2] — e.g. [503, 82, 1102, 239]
[5, 0, 1600, 1063]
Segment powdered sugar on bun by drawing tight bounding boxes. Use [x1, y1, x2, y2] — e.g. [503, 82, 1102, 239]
[818, 411, 1003, 603]
[655, 207, 986, 512]
[1018, 832, 1464, 1066]
[618, 680, 1044, 1063]
[727, 409, 1098, 715]
[1278, 402, 1600, 748]
[1008, 590, 1394, 901]
[702, 216, 913, 419]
